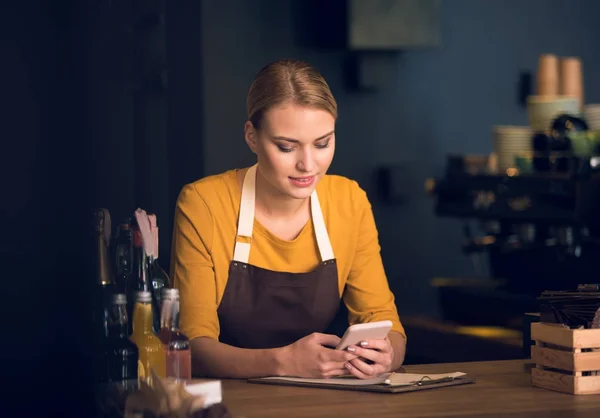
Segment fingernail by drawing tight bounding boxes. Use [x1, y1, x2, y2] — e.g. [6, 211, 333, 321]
[347, 346, 355, 352]
[345, 363, 352, 370]
[360, 341, 369, 347]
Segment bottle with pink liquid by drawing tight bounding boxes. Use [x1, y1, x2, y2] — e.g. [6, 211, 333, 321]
[158, 288, 192, 380]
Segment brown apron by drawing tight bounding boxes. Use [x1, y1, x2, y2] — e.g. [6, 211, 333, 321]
[217, 164, 343, 349]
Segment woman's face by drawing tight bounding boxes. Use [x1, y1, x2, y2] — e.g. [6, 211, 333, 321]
[245, 103, 336, 200]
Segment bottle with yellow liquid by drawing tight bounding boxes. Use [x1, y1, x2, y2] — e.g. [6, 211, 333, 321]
[130, 290, 166, 383]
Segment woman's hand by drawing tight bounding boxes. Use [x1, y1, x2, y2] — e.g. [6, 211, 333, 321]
[279, 333, 358, 378]
[344, 337, 394, 379]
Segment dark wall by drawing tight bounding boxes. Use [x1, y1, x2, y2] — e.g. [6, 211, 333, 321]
[200, 0, 600, 318]
[80, 0, 204, 273]
[34, 0, 204, 276]
[2, 1, 94, 415]
[2, 2, 203, 414]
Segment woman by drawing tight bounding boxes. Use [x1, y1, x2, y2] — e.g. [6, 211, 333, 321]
[170, 59, 406, 380]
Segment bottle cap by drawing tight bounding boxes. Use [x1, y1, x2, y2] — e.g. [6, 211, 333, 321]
[111, 294, 127, 305]
[135, 291, 152, 303]
[162, 288, 179, 300]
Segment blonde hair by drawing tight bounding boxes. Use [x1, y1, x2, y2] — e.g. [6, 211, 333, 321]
[246, 59, 338, 129]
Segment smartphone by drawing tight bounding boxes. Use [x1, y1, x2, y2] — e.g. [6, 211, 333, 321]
[336, 320, 393, 351]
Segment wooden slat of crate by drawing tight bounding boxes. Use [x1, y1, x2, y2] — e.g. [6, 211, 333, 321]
[531, 346, 600, 372]
[531, 323, 600, 349]
[532, 368, 600, 395]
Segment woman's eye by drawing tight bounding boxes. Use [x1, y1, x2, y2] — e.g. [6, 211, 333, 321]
[277, 140, 330, 152]
[277, 145, 293, 153]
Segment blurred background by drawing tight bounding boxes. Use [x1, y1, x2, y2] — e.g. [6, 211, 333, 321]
[4, 2, 600, 411]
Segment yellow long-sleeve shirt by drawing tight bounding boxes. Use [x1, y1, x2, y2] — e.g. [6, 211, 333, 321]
[170, 168, 405, 342]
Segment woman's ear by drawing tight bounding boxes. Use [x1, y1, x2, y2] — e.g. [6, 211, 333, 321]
[244, 121, 257, 154]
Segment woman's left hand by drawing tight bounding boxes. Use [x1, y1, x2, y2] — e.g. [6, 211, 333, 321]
[344, 338, 394, 379]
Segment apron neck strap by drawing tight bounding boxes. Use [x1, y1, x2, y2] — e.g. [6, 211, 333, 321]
[309, 190, 334, 262]
[232, 164, 335, 264]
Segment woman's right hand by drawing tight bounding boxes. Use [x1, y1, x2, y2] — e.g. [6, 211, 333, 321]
[278, 333, 358, 378]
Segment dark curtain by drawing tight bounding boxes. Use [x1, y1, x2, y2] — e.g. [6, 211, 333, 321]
[2, 1, 203, 416]
[84, 0, 204, 275]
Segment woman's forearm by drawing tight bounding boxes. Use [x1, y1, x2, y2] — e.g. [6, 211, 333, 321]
[389, 331, 407, 371]
[190, 337, 287, 379]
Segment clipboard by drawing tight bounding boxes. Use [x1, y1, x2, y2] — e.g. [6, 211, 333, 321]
[247, 373, 476, 394]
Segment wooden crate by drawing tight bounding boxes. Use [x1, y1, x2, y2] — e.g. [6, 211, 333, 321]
[530, 322, 600, 395]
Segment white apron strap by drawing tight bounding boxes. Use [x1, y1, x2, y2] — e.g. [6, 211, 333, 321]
[232, 165, 257, 263]
[310, 191, 334, 262]
[232, 164, 335, 263]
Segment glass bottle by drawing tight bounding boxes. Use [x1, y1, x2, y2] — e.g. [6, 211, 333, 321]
[131, 218, 161, 333]
[147, 213, 170, 307]
[113, 222, 133, 295]
[92, 209, 117, 353]
[130, 290, 166, 383]
[114, 222, 134, 334]
[105, 294, 139, 388]
[95, 209, 116, 293]
[157, 288, 192, 380]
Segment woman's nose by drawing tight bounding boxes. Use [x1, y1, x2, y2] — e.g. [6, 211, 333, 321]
[296, 149, 316, 173]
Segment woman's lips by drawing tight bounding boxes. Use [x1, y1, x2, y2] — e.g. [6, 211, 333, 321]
[289, 176, 315, 188]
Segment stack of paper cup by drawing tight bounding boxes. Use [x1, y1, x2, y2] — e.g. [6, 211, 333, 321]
[583, 104, 600, 131]
[492, 126, 533, 171]
[536, 54, 559, 97]
[560, 57, 584, 111]
[527, 96, 580, 132]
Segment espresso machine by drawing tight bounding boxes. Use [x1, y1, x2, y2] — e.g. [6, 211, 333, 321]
[424, 140, 600, 345]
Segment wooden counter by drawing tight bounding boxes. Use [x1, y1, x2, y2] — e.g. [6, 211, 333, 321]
[219, 359, 600, 417]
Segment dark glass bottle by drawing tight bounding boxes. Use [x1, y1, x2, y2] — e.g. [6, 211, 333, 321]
[92, 209, 117, 352]
[95, 209, 116, 293]
[131, 218, 161, 333]
[105, 294, 139, 388]
[113, 222, 133, 295]
[148, 213, 170, 308]
[157, 288, 192, 380]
